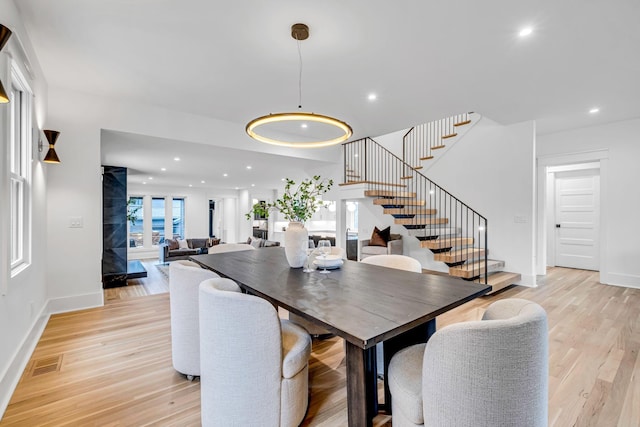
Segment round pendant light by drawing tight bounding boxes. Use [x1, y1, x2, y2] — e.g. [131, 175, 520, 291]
[245, 24, 352, 148]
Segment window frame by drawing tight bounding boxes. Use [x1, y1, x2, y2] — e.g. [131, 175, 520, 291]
[9, 62, 33, 276]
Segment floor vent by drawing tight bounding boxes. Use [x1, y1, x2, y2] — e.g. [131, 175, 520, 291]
[30, 355, 63, 377]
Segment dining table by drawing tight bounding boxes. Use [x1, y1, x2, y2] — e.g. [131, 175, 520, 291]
[191, 247, 490, 427]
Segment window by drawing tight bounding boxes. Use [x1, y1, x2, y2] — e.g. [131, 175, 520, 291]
[9, 65, 32, 273]
[172, 198, 185, 239]
[151, 197, 166, 245]
[127, 197, 144, 247]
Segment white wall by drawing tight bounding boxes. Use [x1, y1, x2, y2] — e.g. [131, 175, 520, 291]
[0, 0, 49, 416]
[537, 118, 640, 288]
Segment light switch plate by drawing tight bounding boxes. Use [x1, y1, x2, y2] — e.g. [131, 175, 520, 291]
[69, 216, 84, 228]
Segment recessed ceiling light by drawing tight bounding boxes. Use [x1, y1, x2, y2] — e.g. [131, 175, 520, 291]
[235, 187, 239, 190]
[301, 123, 308, 129]
[368, 93, 377, 101]
[188, 184, 193, 187]
[281, 178, 286, 181]
[251, 184, 255, 187]
[246, 165, 252, 170]
[354, 153, 359, 158]
[174, 157, 180, 161]
[161, 168, 166, 171]
[201, 180, 205, 184]
[223, 173, 228, 177]
[589, 107, 600, 114]
[519, 27, 533, 37]
[148, 177, 153, 180]
[142, 182, 147, 185]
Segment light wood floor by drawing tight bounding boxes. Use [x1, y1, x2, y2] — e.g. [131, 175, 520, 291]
[2, 261, 639, 426]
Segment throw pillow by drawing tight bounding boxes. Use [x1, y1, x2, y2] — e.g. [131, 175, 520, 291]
[178, 239, 189, 249]
[166, 239, 179, 250]
[249, 237, 263, 248]
[369, 226, 391, 247]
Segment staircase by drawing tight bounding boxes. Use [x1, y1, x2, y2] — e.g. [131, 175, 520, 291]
[341, 114, 520, 294]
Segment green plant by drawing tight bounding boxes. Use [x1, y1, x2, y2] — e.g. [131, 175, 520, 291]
[246, 175, 334, 223]
[127, 198, 141, 226]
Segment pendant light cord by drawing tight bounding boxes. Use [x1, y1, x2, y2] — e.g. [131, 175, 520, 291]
[296, 36, 303, 110]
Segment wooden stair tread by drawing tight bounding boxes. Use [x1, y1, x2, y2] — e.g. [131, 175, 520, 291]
[383, 208, 437, 215]
[441, 133, 458, 139]
[449, 259, 505, 279]
[400, 176, 413, 180]
[412, 166, 423, 170]
[395, 217, 448, 225]
[419, 156, 434, 161]
[431, 145, 446, 150]
[434, 248, 485, 263]
[421, 237, 474, 249]
[366, 190, 416, 198]
[475, 272, 521, 295]
[373, 198, 425, 206]
[454, 120, 472, 126]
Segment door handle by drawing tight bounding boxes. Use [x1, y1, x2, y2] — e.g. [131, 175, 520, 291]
[556, 224, 561, 228]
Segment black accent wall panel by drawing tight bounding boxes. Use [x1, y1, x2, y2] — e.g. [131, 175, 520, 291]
[102, 166, 128, 288]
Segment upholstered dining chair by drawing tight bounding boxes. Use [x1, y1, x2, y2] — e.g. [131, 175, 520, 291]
[360, 254, 422, 273]
[360, 254, 423, 377]
[388, 298, 548, 427]
[199, 278, 312, 427]
[169, 260, 220, 380]
[207, 243, 256, 254]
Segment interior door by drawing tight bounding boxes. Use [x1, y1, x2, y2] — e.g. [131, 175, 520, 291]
[554, 169, 600, 270]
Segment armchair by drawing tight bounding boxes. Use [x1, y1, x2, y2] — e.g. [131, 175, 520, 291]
[388, 298, 548, 426]
[359, 234, 403, 260]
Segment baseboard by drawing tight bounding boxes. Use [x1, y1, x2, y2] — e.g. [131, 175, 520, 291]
[515, 274, 537, 287]
[0, 307, 49, 419]
[46, 291, 104, 315]
[600, 272, 640, 289]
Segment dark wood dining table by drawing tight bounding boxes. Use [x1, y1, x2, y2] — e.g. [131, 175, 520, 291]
[191, 247, 490, 427]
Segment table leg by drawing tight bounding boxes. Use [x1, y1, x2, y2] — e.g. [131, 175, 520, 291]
[382, 319, 437, 414]
[345, 341, 377, 427]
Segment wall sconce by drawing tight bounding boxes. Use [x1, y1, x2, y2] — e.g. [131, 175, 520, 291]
[40, 130, 61, 164]
[0, 24, 13, 104]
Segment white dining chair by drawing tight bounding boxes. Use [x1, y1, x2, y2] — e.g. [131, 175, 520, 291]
[388, 298, 548, 426]
[199, 277, 312, 427]
[169, 260, 220, 380]
[207, 243, 256, 254]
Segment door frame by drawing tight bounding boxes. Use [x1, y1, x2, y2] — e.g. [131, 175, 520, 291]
[536, 149, 609, 282]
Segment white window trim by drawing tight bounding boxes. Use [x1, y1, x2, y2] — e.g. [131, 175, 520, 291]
[9, 60, 33, 277]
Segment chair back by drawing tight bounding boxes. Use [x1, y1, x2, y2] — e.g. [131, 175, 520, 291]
[208, 243, 256, 254]
[361, 254, 422, 273]
[168, 260, 219, 376]
[199, 279, 283, 427]
[422, 298, 548, 427]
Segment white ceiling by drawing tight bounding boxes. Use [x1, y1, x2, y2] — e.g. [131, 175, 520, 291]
[15, 0, 640, 189]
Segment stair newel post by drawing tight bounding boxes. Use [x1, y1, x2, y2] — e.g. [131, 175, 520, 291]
[363, 138, 368, 182]
[483, 218, 488, 285]
[343, 141, 347, 181]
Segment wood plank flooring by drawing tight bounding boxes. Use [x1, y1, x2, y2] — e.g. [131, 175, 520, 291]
[2, 263, 639, 426]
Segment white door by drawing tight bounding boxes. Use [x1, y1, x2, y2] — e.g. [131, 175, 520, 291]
[554, 169, 600, 270]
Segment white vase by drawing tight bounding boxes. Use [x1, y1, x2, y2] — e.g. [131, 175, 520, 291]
[284, 221, 308, 268]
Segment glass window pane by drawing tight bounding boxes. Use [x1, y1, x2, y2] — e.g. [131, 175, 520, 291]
[152, 197, 165, 245]
[10, 178, 23, 264]
[172, 198, 185, 239]
[128, 197, 144, 247]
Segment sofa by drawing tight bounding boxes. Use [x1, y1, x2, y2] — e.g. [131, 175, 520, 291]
[160, 238, 221, 263]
